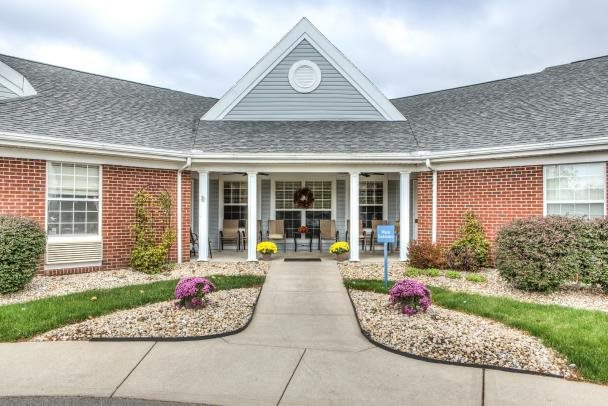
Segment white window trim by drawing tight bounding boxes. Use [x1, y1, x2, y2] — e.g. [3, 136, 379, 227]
[46, 162, 103, 243]
[359, 177, 386, 229]
[542, 162, 606, 218]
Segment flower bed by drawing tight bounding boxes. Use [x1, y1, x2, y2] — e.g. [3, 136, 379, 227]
[339, 263, 608, 312]
[0, 261, 269, 306]
[33, 287, 260, 341]
[349, 289, 578, 378]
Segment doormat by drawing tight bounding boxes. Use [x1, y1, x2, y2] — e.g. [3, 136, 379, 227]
[284, 258, 322, 262]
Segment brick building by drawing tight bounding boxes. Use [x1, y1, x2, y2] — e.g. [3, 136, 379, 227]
[1, 18, 607, 274]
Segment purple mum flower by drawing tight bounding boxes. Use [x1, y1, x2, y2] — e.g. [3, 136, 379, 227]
[174, 277, 216, 309]
[389, 279, 432, 316]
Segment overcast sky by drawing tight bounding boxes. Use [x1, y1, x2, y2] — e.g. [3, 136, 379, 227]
[0, 0, 606, 99]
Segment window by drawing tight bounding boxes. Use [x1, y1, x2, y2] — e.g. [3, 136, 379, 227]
[275, 180, 333, 238]
[360, 180, 383, 228]
[223, 181, 247, 227]
[545, 163, 605, 219]
[47, 162, 100, 237]
[275, 181, 301, 238]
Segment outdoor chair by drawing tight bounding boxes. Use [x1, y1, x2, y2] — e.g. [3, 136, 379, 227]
[318, 219, 339, 251]
[370, 219, 388, 251]
[189, 228, 212, 259]
[219, 219, 241, 251]
[241, 220, 263, 251]
[267, 219, 287, 252]
[346, 219, 368, 251]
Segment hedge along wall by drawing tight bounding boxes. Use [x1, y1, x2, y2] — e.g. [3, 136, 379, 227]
[102, 165, 191, 269]
[416, 165, 544, 248]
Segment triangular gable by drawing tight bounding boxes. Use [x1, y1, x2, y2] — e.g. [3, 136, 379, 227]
[202, 18, 405, 121]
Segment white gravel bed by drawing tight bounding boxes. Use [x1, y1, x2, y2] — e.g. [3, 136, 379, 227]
[349, 290, 578, 378]
[339, 263, 608, 312]
[32, 287, 260, 341]
[0, 261, 268, 306]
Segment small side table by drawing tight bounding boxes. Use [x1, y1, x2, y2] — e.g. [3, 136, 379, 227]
[293, 235, 312, 252]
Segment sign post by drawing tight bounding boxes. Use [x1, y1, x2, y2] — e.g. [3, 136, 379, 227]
[376, 225, 395, 288]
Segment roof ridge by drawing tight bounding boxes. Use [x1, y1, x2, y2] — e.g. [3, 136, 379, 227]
[391, 53, 608, 101]
[0, 52, 218, 100]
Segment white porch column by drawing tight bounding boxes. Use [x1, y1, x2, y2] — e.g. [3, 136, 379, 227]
[399, 171, 411, 261]
[349, 172, 360, 262]
[197, 170, 209, 261]
[247, 172, 258, 261]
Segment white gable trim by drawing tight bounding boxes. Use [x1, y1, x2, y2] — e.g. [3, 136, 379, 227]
[0, 61, 37, 97]
[202, 18, 406, 121]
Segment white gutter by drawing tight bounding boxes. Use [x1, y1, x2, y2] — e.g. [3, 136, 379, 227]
[177, 157, 192, 264]
[0, 131, 186, 161]
[425, 159, 438, 244]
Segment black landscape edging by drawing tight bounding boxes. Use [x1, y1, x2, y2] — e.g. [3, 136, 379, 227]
[90, 283, 264, 342]
[346, 287, 564, 380]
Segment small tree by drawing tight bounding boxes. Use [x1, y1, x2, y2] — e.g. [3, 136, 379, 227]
[446, 211, 490, 272]
[130, 189, 176, 274]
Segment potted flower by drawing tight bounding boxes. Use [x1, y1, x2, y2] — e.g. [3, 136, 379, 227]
[174, 277, 216, 309]
[257, 241, 278, 260]
[329, 241, 350, 261]
[297, 225, 309, 239]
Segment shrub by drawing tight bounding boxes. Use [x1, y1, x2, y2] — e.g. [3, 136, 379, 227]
[445, 270, 461, 279]
[496, 216, 580, 292]
[422, 268, 441, 277]
[404, 266, 421, 277]
[465, 274, 487, 283]
[256, 241, 278, 255]
[130, 190, 175, 274]
[174, 277, 216, 309]
[578, 218, 608, 292]
[446, 211, 490, 272]
[329, 241, 349, 254]
[0, 215, 46, 294]
[407, 240, 445, 269]
[389, 279, 432, 316]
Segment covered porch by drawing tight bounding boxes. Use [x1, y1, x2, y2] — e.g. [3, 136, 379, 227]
[189, 165, 421, 262]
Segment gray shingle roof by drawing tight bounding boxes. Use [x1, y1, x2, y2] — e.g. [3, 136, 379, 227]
[391, 56, 608, 152]
[0, 55, 217, 151]
[1, 54, 607, 156]
[194, 121, 416, 153]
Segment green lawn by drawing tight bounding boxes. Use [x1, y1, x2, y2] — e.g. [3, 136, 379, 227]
[345, 278, 608, 384]
[0, 274, 265, 342]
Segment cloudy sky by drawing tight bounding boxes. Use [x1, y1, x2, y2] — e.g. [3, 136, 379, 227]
[0, 0, 606, 98]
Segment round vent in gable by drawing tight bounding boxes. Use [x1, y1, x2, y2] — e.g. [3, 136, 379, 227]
[288, 60, 321, 93]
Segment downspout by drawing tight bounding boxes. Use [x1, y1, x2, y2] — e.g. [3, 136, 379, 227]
[425, 158, 438, 244]
[177, 157, 192, 264]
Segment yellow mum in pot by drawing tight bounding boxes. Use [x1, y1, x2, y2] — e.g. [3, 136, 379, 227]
[256, 241, 278, 255]
[329, 241, 350, 254]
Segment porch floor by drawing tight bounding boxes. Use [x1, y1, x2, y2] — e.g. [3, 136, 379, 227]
[200, 248, 401, 263]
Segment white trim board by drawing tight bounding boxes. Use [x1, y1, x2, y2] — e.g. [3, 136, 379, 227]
[201, 17, 406, 121]
[0, 60, 37, 97]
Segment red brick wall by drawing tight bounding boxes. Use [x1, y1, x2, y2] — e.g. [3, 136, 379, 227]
[0, 158, 46, 227]
[102, 165, 190, 269]
[416, 166, 544, 247]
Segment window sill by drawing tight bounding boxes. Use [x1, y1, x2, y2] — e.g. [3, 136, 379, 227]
[47, 235, 102, 244]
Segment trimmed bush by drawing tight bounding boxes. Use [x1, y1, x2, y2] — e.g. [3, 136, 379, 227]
[422, 268, 441, 277]
[446, 211, 490, 272]
[404, 266, 421, 277]
[495, 216, 608, 292]
[0, 215, 46, 293]
[407, 240, 445, 269]
[465, 273, 487, 283]
[445, 270, 461, 279]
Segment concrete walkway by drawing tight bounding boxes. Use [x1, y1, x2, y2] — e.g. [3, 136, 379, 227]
[1, 261, 607, 405]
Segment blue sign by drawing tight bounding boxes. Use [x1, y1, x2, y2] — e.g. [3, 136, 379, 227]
[376, 225, 395, 243]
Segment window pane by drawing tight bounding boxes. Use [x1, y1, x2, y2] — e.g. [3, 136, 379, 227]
[46, 163, 101, 236]
[546, 204, 560, 215]
[590, 203, 604, 218]
[545, 163, 605, 218]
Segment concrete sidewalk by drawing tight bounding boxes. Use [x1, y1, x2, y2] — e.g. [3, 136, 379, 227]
[1, 260, 607, 405]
